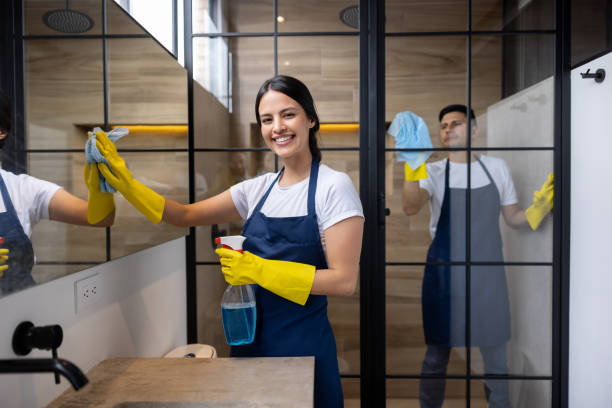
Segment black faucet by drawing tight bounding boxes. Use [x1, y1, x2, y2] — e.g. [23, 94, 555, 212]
[0, 321, 89, 390]
[0, 358, 88, 390]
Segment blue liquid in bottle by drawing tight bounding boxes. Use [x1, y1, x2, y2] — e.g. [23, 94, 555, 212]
[221, 301, 256, 345]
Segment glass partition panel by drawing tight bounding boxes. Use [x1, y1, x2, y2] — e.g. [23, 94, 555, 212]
[110, 152, 189, 259]
[473, 0, 555, 31]
[470, 379, 551, 407]
[193, 0, 273, 34]
[277, 0, 359, 32]
[278, 36, 359, 124]
[108, 38, 188, 149]
[386, 0, 467, 33]
[472, 35, 555, 148]
[25, 0, 102, 36]
[25, 39, 104, 150]
[470, 266, 552, 377]
[387, 379, 467, 406]
[196, 265, 230, 357]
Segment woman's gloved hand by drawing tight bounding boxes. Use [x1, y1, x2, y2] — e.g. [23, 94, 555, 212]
[215, 248, 315, 306]
[0, 248, 8, 277]
[94, 129, 165, 224]
[525, 173, 554, 230]
[84, 161, 114, 224]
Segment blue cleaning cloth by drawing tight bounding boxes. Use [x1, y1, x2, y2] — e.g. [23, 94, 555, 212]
[85, 127, 129, 193]
[388, 111, 433, 170]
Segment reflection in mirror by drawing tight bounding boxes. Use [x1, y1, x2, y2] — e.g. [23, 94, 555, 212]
[1, 3, 189, 298]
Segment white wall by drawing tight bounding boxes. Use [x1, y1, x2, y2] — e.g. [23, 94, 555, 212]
[0, 237, 187, 408]
[569, 51, 612, 408]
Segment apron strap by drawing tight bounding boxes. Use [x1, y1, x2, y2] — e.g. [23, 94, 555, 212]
[252, 168, 284, 215]
[0, 173, 17, 216]
[307, 159, 319, 216]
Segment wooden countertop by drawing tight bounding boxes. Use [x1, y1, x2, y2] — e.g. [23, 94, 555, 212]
[47, 357, 314, 408]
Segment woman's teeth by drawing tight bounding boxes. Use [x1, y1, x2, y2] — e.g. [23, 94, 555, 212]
[275, 135, 292, 143]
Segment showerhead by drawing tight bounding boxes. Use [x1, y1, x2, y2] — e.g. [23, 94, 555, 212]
[42, 1, 94, 34]
[339, 5, 359, 29]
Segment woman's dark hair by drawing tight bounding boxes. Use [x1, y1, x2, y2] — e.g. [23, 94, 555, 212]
[438, 104, 477, 126]
[0, 90, 11, 149]
[255, 75, 321, 162]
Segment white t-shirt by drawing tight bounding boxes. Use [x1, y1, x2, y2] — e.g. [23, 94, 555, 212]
[0, 168, 62, 238]
[419, 155, 518, 238]
[230, 164, 364, 257]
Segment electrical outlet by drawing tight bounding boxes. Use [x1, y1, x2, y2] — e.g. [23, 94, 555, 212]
[74, 274, 101, 313]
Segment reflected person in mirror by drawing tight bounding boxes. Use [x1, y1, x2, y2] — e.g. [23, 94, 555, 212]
[397, 104, 554, 408]
[91, 75, 364, 408]
[0, 91, 114, 296]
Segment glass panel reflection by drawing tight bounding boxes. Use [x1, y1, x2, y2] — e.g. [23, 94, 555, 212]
[197, 265, 230, 357]
[193, 0, 273, 33]
[107, 0, 152, 36]
[386, 0, 467, 33]
[28, 153, 107, 263]
[108, 38, 188, 149]
[472, 35, 555, 148]
[387, 379, 467, 407]
[471, 266, 552, 376]
[278, 36, 359, 124]
[25, 0, 102, 36]
[277, 0, 359, 32]
[25, 39, 104, 150]
[470, 379, 551, 407]
[193, 37, 274, 149]
[110, 152, 188, 259]
[472, 0, 555, 32]
[473, 150, 553, 263]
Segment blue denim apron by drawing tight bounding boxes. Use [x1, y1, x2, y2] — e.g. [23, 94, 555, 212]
[422, 158, 511, 346]
[231, 159, 343, 408]
[0, 173, 35, 295]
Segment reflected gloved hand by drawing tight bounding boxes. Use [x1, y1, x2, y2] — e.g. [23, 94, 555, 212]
[84, 161, 114, 224]
[215, 248, 316, 306]
[0, 248, 9, 277]
[525, 173, 554, 230]
[94, 129, 165, 224]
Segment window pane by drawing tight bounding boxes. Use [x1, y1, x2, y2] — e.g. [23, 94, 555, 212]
[25, 39, 104, 150]
[196, 265, 230, 357]
[107, 0, 151, 36]
[386, 0, 467, 33]
[387, 378, 467, 406]
[471, 266, 552, 376]
[472, 150, 553, 263]
[277, 0, 359, 32]
[278, 36, 359, 123]
[473, 0, 555, 31]
[193, 0, 273, 33]
[28, 153, 107, 264]
[110, 152, 189, 259]
[25, 0, 102, 36]
[194, 37, 274, 149]
[471, 379, 551, 407]
[108, 38, 188, 149]
[472, 35, 555, 148]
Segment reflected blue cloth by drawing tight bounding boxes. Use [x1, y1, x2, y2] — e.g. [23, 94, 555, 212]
[85, 127, 129, 193]
[388, 111, 433, 170]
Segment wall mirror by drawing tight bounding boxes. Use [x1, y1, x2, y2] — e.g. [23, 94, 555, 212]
[0, 0, 189, 297]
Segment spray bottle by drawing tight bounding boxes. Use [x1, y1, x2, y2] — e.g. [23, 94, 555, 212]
[215, 235, 256, 345]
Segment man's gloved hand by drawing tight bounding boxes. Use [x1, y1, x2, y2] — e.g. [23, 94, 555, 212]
[525, 173, 554, 230]
[405, 162, 428, 181]
[215, 248, 316, 306]
[94, 129, 165, 224]
[0, 248, 8, 277]
[84, 161, 114, 224]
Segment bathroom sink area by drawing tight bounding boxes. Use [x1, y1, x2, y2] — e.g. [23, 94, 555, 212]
[48, 357, 314, 408]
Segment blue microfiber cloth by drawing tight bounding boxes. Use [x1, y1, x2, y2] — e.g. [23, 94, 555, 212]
[388, 111, 433, 170]
[85, 127, 129, 193]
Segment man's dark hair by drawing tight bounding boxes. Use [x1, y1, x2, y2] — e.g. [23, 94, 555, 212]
[0, 90, 11, 149]
[438, 104, 476, 125]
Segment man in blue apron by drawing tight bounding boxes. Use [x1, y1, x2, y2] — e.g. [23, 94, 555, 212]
[399, 105, 553, 408]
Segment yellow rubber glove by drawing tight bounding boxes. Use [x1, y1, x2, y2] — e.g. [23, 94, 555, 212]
[405, 162, 428, 181]
[0, 248, 8, 278]
[525, 173, 554, 230]
[215, 248, 316, 306]
[84, 163, 114, 224]
[94, 130, 165, 224]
